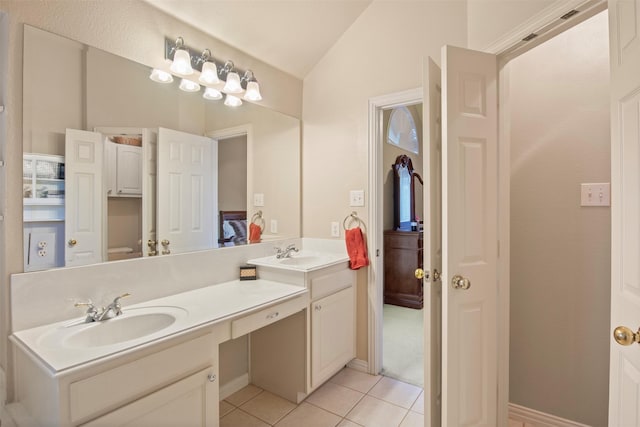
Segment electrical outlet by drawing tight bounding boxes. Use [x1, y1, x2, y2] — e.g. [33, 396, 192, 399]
[270, 219, 278, 233]
[331, 221, 340, 237]
[254, 193, 265, 207]
[350, 190, 365, 207]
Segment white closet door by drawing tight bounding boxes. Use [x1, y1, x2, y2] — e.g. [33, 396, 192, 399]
[441, 45, 498, 427]
[157, 128, 218, 255]
[65, 129, 103, 266]
[608, 1, 640, 425]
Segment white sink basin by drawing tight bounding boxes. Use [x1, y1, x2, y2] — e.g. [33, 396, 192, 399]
[36, 306, 188, 349]
[247, 251, 347, 272]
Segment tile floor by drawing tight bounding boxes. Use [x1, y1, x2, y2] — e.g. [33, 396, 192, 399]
[220, 367, 424, 427]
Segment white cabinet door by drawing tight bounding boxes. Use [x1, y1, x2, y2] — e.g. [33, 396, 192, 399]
[80, 367, 218, 427]
[65, 129, 103, 266]
[608, 1, 640, 425]
[311, 286, 355, 389]
[115, 144, 142, 196]
[441, 45, 498, 427]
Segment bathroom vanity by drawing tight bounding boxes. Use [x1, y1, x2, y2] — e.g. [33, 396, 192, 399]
[9, 243, 354, 427]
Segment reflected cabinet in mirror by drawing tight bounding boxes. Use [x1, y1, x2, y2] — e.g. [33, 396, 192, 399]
[22, 25, 301, 272]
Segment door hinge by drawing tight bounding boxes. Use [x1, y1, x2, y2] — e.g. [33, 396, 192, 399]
[376, 249, 380, 257]
[0, 105, 4, 113]
[0, 160, 5, 167]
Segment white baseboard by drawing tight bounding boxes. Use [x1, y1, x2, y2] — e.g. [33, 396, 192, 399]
[219, 373, 249, 401]
[347, 358, 369, 373]
[509, 403, 591, 427]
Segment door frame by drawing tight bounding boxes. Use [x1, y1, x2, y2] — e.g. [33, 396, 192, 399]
[367, 87, 423, 376]
[366, 1, 607, 424]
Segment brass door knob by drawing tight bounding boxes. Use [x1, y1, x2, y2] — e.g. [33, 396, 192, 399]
[451, 274, 471, 290]
[613, 326, 640, 346]
[68, 239, 77, 246]
[161, 239, 170, 247]
[415, 268, 430, 280]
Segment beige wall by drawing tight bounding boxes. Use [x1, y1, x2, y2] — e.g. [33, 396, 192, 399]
[509, 11, 610, 426]
[302, 0, 467, 361]
[218, 135, 248, 212]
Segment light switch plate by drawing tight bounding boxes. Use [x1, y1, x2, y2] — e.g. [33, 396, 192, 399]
[581, 183, 610, 206]
[350, 190, 365, 207]
[253, 193, 264, 207]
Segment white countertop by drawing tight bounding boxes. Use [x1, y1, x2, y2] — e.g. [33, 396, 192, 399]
[11, 280, 307, 374]
[247, 251, 349, 272]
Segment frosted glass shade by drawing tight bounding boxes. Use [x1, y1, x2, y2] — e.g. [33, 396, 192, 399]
[149, 69, 173, 83]
[179, 78, 200, 92]
[243, 81, 262, 101]
[223, 71, 242, 94]
[203, 87, 223, 100]
[170, 49, 194, 75]
[224, 94, 243, 107]
[199, 62, 220, 85]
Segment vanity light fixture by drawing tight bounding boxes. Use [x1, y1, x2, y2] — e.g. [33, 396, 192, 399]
[242, 70, 262, 101]
[221, 61, 243, 94]
[224, 94, 243, 107]
[169, 37, 194, 76]
[197, 49, 220, 85]
[179, 78, 200, 92]
[149, 68, 173, 83]
[203, 87, 223, 100]
[154, 36, 263, 105]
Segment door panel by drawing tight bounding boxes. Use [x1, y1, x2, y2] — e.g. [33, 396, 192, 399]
[157, 128, 217, 255]
[609, 1, 640, 425]
[65, 129, 103, 266]
[441, 45, 498, 427]
[424, 56, 442, 427]
[142, 128, 157, 257]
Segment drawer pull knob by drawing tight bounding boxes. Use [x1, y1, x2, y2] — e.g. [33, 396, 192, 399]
[266, 312, 279, 320]
[207, 373, 217, 382]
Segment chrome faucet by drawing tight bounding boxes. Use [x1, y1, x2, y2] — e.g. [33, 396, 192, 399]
[276, 244, 299, 259]
[75, 293, 131, 322]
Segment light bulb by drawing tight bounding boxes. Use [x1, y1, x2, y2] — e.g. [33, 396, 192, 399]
[203, 87, 223, 100]
[170, 49, 194, 75]
[243, 81, 262, 101]
[224, 94, 243, 107]
[199, 62, 220, 85]
[149, 69, 173, 83]
[223, 71, 242, 94]
[179, 78, 200, 92]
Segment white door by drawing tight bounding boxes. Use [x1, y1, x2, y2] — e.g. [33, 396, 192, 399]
[157, 128, 218, 255]
[440, 45, 498, 426]
[608, 0, 640, 425]
[65, 129, 103, 266]
[142, 128, 157, 257]
[423, 56, 443, 427]
[115, 144, 142, 196]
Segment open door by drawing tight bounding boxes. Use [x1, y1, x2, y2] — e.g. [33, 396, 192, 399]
[423, 57, 443, 427]
[142, 128, 158, 257]
[65, 129, 103, 266]
[608, 1, 640, 425]
[157, 128, 218, 255]
[441, 45, 498, 426]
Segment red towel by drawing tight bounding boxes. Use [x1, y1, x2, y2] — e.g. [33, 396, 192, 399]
[345, 227, 369, 270]
[249, 223, 261, 243]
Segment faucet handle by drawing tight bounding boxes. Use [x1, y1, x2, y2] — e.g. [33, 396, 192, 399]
[111, 293, 131, 316]
[113, 293, 131, 303]
[75, 300, 98, 322]
[74, 300, 95, 309]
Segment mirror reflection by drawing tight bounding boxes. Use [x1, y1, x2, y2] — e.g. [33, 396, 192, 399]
[22, 25, 301, 272]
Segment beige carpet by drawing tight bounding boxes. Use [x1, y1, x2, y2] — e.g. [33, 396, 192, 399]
[382, 304, 424, 387]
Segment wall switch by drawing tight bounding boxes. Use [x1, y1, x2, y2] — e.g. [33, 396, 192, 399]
[331, 221, 340, 237]
[270, 219, 278, 233]
[350, 190, 365, 207]
[254, 193, 264, 207]
[581, 183, 610, 206]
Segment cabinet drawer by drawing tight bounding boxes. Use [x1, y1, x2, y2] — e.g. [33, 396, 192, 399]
[310, 268, 355, 301]
[69, 332, 213, 424]
[231, 293, 308, 339]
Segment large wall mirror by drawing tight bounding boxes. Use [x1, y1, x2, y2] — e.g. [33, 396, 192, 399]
[22, 25, 301, 272]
